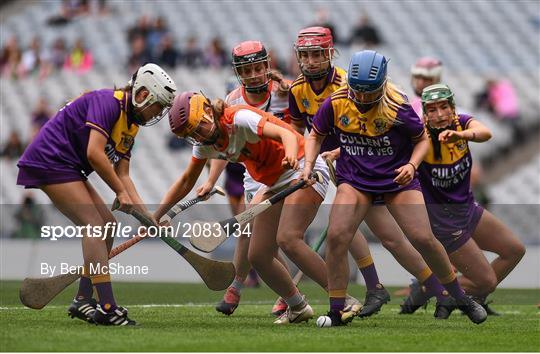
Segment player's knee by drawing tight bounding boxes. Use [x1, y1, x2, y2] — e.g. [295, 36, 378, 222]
[276, 230, 302, 254]
[477, 271, 498, 294]
[408, 232, 438, 253]
[328, 222, 355, 241]
[276, 238, 293, 257]
[247, 249, 266, 270]
[326, 232, 350, 255]
[379, 236, 401, 252]
[505, 241, 526, 262]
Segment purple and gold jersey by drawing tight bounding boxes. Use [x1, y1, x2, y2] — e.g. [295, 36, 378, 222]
[18, 89, 138, 177]
[313, 86, 424, 193]
[289, 67, 346, 152]
[418, 114, 481, 237]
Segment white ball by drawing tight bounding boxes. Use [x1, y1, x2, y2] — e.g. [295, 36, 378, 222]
[316, 315, 332, 328]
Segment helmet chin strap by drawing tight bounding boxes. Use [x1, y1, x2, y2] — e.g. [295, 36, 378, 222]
[244, 82, 269, 94]
[203, 129, 220, 146]
[427, 116, 452, 130]
[130, 100, 169, 127]
[355, 103, 375, 113]
[131, 111, 146, 125]
[302, 64, 331, 80]
[348, 89, 383, 113]
[130, 102, 152, 126]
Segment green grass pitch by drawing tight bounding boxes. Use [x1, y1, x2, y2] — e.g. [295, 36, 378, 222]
[1, 280, 538, 352]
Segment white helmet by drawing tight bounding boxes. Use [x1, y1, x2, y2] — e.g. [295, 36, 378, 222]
[129, 63, 177, 126]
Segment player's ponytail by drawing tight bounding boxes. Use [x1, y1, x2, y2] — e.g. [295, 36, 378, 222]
[211, 99, 227, 117]
[375, 81, 407, 125]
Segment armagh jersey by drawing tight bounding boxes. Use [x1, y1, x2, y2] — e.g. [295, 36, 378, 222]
[18, 89, 138, 176]
[289, 67, 347, 152]
[313, 86, 424, 193]
[418, 114, 480, 236]
[226, 81, 290, 123]
[192, 105, 304, 186]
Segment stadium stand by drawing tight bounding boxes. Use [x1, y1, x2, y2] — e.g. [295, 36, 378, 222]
[1, 0, 538, 241]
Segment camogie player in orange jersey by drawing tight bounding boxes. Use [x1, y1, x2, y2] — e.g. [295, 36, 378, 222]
[156, 91, 335, 324]
[204, 41, 360, 319]
[196, 41, 299, 317]
[289, 27, 457, 318]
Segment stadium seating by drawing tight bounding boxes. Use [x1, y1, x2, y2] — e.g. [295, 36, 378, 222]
[0, 1, 538, 239]
[488, 154, 540, 244]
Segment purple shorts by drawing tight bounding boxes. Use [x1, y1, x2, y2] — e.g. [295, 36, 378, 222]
[17, 165, 87, 188]
[370, 179, 423, 205]
[225, 163, 245, 198]
[433, 203, 484, 254]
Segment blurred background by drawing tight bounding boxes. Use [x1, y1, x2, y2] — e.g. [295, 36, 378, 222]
[0, 0, 538, 286]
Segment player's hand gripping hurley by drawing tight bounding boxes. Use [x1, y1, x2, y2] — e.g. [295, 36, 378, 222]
[189, 172, 324, 253]
[19, 188, 227, 309]
[116, 188, 235, 292]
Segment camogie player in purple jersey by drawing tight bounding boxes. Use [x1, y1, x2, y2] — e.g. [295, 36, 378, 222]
[302, 50, 488, 326]
[401, 84, 525, 317]
[16, 63, 177, 326]
[290, 27, 453, 318]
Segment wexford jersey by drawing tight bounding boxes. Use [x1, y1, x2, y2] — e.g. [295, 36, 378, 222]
[226, 81, 290, 123]
[289, 67, 347, 152]
[312, 86, 424, 193]
[192, 105, 304, 186]
[418, 114, 478, 235]
[18, 89, 138, 175]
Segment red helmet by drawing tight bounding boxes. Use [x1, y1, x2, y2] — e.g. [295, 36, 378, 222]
[295, 26, 334, 49]
[294, 27, 334, 79]
[231, 40, 271, 94]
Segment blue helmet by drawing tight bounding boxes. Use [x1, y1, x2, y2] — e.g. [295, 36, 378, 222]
[347, 50, 388, 105]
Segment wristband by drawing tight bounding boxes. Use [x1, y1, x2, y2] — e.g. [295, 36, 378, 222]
[407, 162, 417, 172]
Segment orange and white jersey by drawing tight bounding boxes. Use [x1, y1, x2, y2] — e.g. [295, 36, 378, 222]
[225, 81, 291, 124]
[192, 105, 303, 187]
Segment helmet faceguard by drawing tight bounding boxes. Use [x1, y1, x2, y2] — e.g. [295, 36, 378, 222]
[232, 41, 271, 94]
[421, 83, 455, 128]
[294, 26, 335, 80]
[169, 92, 220, 146]
[347, 50, 388, 106]
[421, 83, 455, 111]
[129, 63, 177, 126]
[411, 57, 443, 96]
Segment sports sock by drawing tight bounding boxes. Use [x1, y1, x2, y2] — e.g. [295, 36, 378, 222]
[356, 255, 382, 291]
[422, 273, 448, 302]
[76, 266, 93, 301]
[230, 276, 244, 293]
[329, 289, 346, 312]
[91, 274, 117, 312]
[440, 273, 466, 301]
[284, 288, 304, 309]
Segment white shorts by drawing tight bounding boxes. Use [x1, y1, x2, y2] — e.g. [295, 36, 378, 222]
[243, 155, 329, 203]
